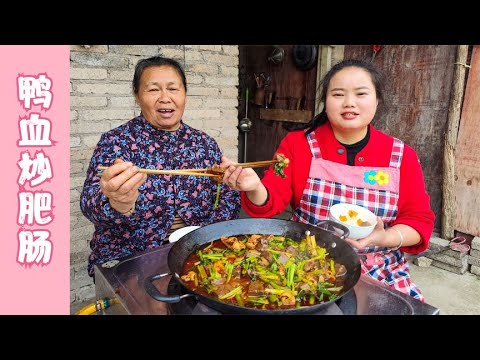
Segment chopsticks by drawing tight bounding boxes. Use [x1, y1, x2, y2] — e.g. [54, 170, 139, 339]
[96, 159, 281, 178]
[97, 166, 218, 178]
[235, 160, 280, 168]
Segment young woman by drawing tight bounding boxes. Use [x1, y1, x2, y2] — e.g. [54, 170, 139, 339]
[220, 59, 435, 301]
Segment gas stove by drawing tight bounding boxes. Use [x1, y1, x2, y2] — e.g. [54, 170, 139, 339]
[94, 243, 439, 315]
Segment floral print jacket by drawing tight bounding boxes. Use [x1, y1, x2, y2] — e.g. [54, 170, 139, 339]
[80, 116, 240, 276]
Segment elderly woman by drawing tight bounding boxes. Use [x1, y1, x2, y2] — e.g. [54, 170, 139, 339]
[80, 56, 240, 278]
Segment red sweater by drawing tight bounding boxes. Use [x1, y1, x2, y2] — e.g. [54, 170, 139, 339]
[242, 122, 435, 254]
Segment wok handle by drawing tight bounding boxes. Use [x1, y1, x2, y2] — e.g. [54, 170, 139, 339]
[144, 273, 193, 303]
[315, 220, 350, 240]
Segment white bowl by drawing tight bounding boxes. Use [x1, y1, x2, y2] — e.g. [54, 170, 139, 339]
[329, 203, 377, 240]
[168, 225, 201, 243]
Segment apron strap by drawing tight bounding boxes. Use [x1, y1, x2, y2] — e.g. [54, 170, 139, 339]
[306, 130, 322, 159]
[389, 138, 404, 168]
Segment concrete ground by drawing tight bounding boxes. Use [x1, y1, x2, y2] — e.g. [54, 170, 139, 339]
[408, 261, 480, 315]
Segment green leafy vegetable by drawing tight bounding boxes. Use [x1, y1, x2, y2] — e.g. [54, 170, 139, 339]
[273, 162, 287, 178]
[273, 153, 289, 178]
[213, 182, 221, 209]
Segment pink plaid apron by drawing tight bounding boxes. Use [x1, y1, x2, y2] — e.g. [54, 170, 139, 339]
[291, 131, 424, 301]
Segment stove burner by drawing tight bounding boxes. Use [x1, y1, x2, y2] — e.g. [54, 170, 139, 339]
[167, 278, 357, 315]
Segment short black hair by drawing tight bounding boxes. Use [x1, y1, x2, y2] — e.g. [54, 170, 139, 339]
[132, 56, 187, 95]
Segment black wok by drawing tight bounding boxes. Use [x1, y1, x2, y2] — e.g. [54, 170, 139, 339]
[144, 218, 361, 314]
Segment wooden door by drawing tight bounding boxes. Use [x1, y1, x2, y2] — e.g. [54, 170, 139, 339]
[239, 45, 317, 177]
[344, 45, 457, 232]
[455, 45, 480, 236]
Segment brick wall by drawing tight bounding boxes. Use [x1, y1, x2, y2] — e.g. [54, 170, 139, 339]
[70, 45, 240, 310]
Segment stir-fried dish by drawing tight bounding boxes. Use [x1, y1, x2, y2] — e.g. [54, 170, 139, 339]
[180, 232, 347, 310]
[273, 153, 289, 178]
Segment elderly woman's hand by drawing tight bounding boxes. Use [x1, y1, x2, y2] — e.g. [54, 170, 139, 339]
[99, 158, 148, 215]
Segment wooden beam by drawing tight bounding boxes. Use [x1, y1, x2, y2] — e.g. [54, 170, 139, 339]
[259, 108, 312, 123]
[314, 45, 344, 116]
[442, 45, 469, 239]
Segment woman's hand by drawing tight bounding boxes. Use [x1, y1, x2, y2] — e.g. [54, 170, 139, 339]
[99, 158, 148, 214]
[345, 216, 386, 249]
[219, 156, 262, 191]
[219, 156, 269, 206]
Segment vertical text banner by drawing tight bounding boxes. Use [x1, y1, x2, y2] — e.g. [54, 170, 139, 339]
[0, 46, 70, 314]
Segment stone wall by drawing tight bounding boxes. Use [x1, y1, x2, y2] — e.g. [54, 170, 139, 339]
[70, 45, 239, 310]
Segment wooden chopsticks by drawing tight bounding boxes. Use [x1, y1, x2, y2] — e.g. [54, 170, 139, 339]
[96, 159, 281, 178]
[97, 166, 218, 177]
[235, 160, 280, 169]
